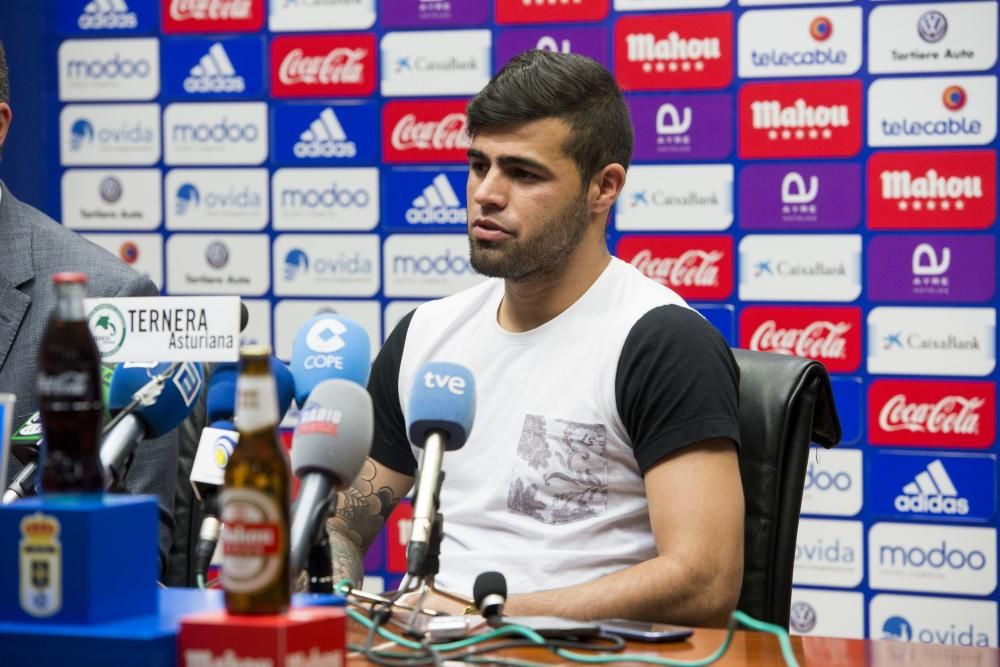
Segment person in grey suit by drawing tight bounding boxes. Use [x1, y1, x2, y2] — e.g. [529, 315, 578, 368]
[0, 43, 178, 573]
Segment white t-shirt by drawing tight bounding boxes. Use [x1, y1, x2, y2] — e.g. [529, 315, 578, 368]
[369, 257, 740, 596]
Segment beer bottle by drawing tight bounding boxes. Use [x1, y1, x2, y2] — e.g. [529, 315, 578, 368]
[37, 272, 105, 494]
[221, 346, 290, 614]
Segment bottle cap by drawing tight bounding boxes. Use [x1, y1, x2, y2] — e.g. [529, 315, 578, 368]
[51, 271, 88, 284]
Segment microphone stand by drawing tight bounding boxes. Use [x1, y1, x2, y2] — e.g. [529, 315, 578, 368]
[306, 531, 334, 593]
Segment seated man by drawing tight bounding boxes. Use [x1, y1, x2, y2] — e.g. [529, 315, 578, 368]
[327, 49, 743, 627]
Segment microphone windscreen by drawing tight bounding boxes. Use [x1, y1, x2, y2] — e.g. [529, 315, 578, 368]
[291, 379, 373, 486]
[239, 301, 249, 333]
[406, 362, 475, 451]
[272, 358, 295, 420]
[290, 314, 371, 407]
[473, 571, 507, 609]
[109, 362, 205, 437]
[205, 363, 237, 423]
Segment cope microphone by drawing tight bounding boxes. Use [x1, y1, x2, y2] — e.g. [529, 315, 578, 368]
[405, 362, 476, 575]
[290, 313, 371, 407]
[473, 571, 508, 620]
[288, 379, 373, 579]
[101, 361, 205, 490]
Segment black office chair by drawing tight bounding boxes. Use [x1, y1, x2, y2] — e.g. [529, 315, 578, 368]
[730, 348, 841, 628]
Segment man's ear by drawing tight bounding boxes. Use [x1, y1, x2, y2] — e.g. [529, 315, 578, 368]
[0, 103, 12, 153]
[589, 163, 627, 215]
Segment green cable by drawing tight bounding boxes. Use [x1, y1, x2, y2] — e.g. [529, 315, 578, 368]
[196, 573, 206, 590]
[346, 608, 549, 652]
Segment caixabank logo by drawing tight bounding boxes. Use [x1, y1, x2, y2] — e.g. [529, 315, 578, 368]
[627, 94, 733, 161]
[739, 306, 861, 373]
[615, 235, 733, 301]
[868, 451, 996, 522]
[271, 35, 376, 98]
[163, 102, 268, 165]
[738, 7, 862, 78]
[381, 30, 492, 97]
[739, 80, 862, 158]
[60, 103, 160, 166]
[616, 165, 733, 231]
[272, 234, 380, 297]
[383, 100, 470, 164]
[738, 234, 861, 302]
[739, 162, 861, 230]
[867, 234, 996, 304]
[162, 36, 264, 99]
[496, 27, 610, 70]
[58, 38, 160, 102]
[867, 307, 996, 377]
[383, 169, 467, 230]
[867, 150, 996, 230]
[271, 103, 379, 165]
[495, 0, 609, 24]
[868, 76, 998, 147]
[868, 379, 996, 449]
[164, 168, 269, 230]
[614, 13, 733, 90]
[60, 0, 157, 35]
[870, 595, 998, 647]
[161, 0, 264, 33]
[271, 168, 379, 231]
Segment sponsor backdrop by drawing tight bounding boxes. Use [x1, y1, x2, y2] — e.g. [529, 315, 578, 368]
[35, 0, 1000, 645]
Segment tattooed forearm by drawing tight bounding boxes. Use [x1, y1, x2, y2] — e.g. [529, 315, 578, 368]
[327, 530, 365, 588]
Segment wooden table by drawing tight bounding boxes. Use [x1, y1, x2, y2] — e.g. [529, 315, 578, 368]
[347, 622, 1000, 666]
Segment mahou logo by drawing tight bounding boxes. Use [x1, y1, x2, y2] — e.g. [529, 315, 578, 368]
[271, 35, 376, 98]
[495, 0, 609, 25]
[616, 235, 733, 300]
[740, 306, 861, 372]
[161, 0, 264, 33]
[739, 80, 862, 158]
[615, 13, 733, 91]
[868, 150, 996, 230]
[868, 380, 996, 449]
[383, 100, 470, 164]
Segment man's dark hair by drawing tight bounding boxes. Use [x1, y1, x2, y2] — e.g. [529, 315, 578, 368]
[0, 42, 8, 105]
[467, 50, 633, 184]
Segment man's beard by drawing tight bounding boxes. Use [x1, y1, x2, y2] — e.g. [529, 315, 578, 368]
[468, 192, 589, 282]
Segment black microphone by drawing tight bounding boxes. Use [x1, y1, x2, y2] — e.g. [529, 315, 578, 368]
[473, 571, 507, 621]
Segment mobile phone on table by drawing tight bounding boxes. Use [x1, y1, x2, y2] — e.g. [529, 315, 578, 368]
[597, 619, 694, 642]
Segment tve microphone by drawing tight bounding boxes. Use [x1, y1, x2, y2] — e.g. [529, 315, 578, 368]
[101, 361, 205, 490]
[288, 379, 373, 579]
[473, 571, 508, 620]
[405, 362, 476, 575]
[289, 314, 371, 407]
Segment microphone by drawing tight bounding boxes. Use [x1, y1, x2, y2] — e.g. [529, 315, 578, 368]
[288, 379, 373, 579]
[101, 361, 205, 490]
[290, 313, 371, 406]
[473, 571, 507, 620]
[405, 362, 476, 575]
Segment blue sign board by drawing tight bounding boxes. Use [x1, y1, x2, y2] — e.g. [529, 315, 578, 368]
[59, 0, 158, 35]
[382, 168, 468, 230]
[161, 36, 265, 100]
[271, 103, 380, 166]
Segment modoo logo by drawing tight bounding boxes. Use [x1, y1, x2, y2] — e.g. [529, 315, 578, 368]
[879, 541, 986, 571]
[78, 0, 138, 29]
[393, 249, 473, 275]
[805, 465, 852, 492]
[293, 108, 356, 158]
[279, 183, 370, 209]
[65, 53, 151, 79]
[184, 42, 245, 93]
[172, 118, 259, 143]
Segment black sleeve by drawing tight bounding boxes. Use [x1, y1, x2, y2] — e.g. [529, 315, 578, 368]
[368, 310, 418, 476]
[616, 305, 741, 474]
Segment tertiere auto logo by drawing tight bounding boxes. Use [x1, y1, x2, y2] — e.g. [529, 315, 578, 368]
[789, 602, 817, 633]
[79, 0, 138, 30]
[99, 176, 123, 203]
[294, 108, 357, 158]
[917, 10, 948, 43]
[205, 240, 230, 268]
[184, 42, 245, 93]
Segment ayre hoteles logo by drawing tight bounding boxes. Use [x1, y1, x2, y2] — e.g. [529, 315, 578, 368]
[615, 164, 734, 231]
[867, 150, 996, 230]
[380, 0, 489, 29]
[382, 169, 468, 230]
[627, 94, 733, 161]
[382, 100, 470, 164]
[272, 234, 380, 297]
[383, 234, 485, 298]
[166, 233, 269, 295]
[60, 103, 160, 166]
[58, 38, 159, 102]
[738, 7, 862, 78]
[381, 30, 492, 97]
[868, 2, 998, 74]
[615, 235, 733, 301]
[868, 522, 996, 596]
[271, 102, 379, 166]
[164, 168, 269, 231]
[870, 595, 998, 647]
[867, 307, 996, 377]
[495, 0, 609, 24]
[269, 0, 375, 31]
[163, 102, 268, 165]
[738, 234, 861, 302]
[739, 306, 861, 372]
[270, 34, 376, 98]
[868, 76, 998, 147]
[867, 379, 996, 449]
[162, 36, 264, 100]
[867, 234, 996, 304]
[161, 0, 264, 33]
[793, 518, 864, 588]
[800, 447, 863, 518]
[61, 169, 162, 230]
[739, 80, 862, 158]
[496, 27, 611, 70]
[868, 451, 996, 522]
[614, 13, 733, 90]
[271, 168, 379, 231]
[739, 162, 861, 230]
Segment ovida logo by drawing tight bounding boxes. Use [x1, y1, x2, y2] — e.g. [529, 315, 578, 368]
[79, 0, 138, 30]
[917, 10, 947, 44]
[65, 52, 151, 80]
[789, 601, 817, 633]
[805, 463, 852, 492]
[895, 459, 969, 516]
[393, 248, 474, 276]
[750, 16, 847, 69]
[407, 174, 465, 224]
[284, 249, 308, 280]
[781, 172, 818, 218]
[184, 42, 245, 93]
[880, 167, 982, 212]
[70, 119, 95, 150]
[279, 181, 370, 209]
[626, 30, 721, 73]
[879, 541, 987, 572]
[656, 104, 691, 146]
[171, 117, 259, 144]
[282, 248, 373, 280]
[796, 537, 855, 566]
[205, 241, 229, 269]
[882, 615, 991, 647]
[176, 182, 261, 215]
[912, 243, 950, 295]
[175, 183, 200, 214]
[99, 176, 123, 203]
[294, 108, 356, 159]
[752, 98, 848, 140]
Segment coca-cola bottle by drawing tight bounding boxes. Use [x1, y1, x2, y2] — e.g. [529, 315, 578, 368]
[36, 272, 105, 494]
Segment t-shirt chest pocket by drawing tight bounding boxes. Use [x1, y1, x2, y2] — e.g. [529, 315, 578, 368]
[506, 414, 609, 525]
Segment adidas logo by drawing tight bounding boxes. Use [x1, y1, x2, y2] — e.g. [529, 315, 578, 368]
[894, 459, 969, 515]
[406, 174, 465, 224]
[293, 108, 357, 159]
[78, 0, 138, 30]
[184, 43, 245, 94]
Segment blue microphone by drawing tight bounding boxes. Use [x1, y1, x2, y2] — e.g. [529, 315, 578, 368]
[405, 362, 476, 574]
[290, 314, 371, 406]
[102, 362, 205, 490]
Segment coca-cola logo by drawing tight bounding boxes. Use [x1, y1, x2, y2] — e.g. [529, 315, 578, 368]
[271, 35, 376, 98]
[390, 113, 470, 152]
[630, 249, 723, 288]
[37, 371, 90, 398]
[616, 235, 732, 300]
[868, 380, 995, 449]
[383, 101, 470, 164]
[162, 0, 263, 33]
[740, 306, 861, 372]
